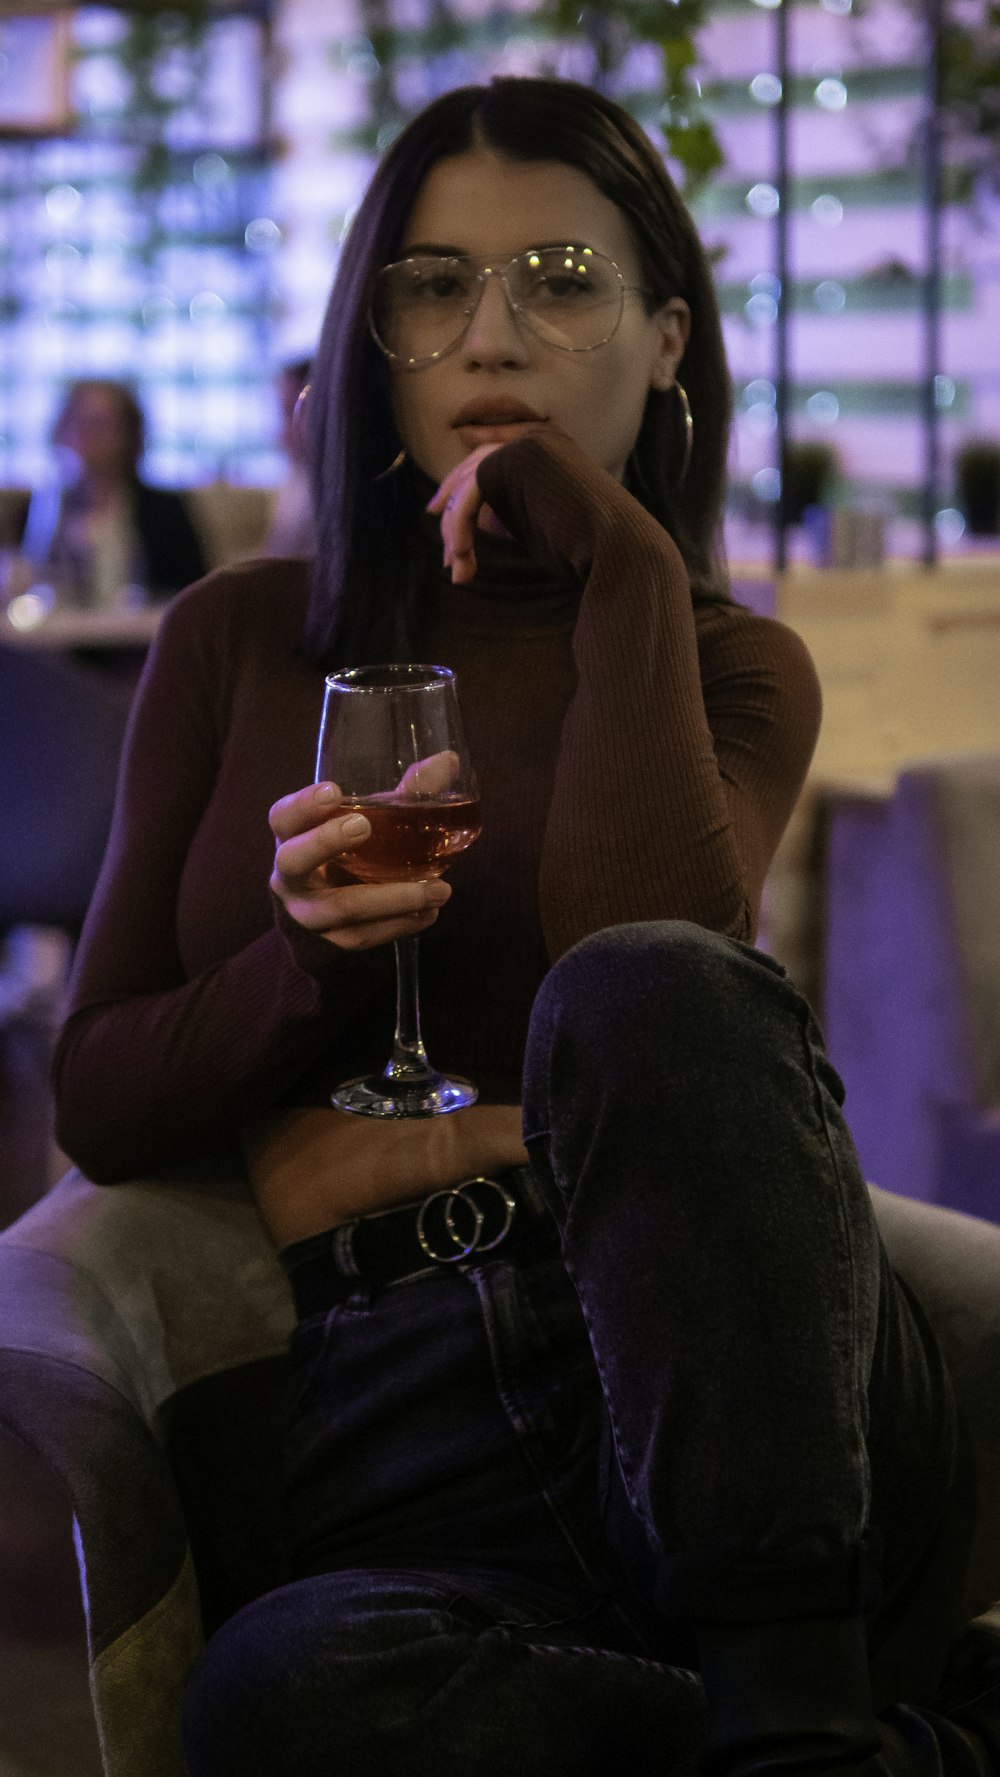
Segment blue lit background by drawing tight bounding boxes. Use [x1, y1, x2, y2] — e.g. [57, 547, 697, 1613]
[0, 0, 997, 557]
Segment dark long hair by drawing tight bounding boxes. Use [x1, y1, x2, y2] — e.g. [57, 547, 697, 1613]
[305, 77, 732, 667]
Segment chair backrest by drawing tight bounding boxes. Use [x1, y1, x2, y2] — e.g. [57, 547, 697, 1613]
[923, 755, 1000, 1111]
[870, 1182, 1000, 1621]
[0, 646, 134, 928]
[187, 484, 273, 569]
[823, 751, 1000, 1219]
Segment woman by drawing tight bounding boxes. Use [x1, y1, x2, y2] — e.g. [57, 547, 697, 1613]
[22, 377, 207, 603]
[51, 78, 998, 1775]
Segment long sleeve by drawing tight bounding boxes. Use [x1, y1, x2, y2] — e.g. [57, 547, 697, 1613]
[476, 431, 821, 958]
[52, 568, 391, 1183]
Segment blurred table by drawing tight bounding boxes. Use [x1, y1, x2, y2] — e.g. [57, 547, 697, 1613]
[1, 599, 163, 650]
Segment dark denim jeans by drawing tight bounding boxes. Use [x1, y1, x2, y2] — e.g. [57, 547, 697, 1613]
[181, 923, 973, 1777]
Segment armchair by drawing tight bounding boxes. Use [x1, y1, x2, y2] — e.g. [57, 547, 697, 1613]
[1, 1169, 999, 1777]
[823, 753, 1000, 1219]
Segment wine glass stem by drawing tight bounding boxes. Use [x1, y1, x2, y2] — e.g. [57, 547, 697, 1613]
[386, 935, 434, 1083]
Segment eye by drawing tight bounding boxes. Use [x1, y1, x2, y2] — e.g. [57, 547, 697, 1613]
[537, 270, 590, 300]
[520, 250, 601, 303]
[404, 265, 470, 303]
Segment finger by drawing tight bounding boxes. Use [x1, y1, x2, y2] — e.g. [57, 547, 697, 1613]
[426, 443, 500, 517]
[271, 873, 451, 931]
[321, 906, 445, 952]
[269, 780, 343, 841]
[397, 749, 459, 795]
[443, 486, 480, 563]
[476, 501, 511, 539]
[449, 545, 478, 585]
[273, 808, 373, 888]
[443, 487, 484, 581]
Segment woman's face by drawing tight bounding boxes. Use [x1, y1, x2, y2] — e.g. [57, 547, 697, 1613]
[59, 386, 134, 480]
[385, 151, 689, 486]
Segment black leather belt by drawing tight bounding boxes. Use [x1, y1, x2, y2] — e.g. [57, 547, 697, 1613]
[281, 1164, 560, 1317]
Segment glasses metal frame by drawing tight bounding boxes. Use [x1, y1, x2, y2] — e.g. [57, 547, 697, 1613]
[369, 246, 651, 370]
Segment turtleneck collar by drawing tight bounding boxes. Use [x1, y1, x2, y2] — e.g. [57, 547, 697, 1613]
[416, 502, 579, 632]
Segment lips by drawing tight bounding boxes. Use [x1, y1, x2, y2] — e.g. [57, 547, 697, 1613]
[450, 398, 546, 429]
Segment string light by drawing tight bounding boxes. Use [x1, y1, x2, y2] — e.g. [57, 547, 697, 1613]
[806, 391, 840, 422]
[812, 194, 844, 226]
[753, 467, 782, 501]
[746, 183, 780, 217]
[814, 78, 848, 110]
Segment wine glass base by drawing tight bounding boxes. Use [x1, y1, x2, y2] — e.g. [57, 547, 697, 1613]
[330, 1070, 478, 1119]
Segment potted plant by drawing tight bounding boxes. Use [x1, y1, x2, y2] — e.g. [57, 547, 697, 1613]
[781, 442, 840, 526]
[955, 441, 1000, 535]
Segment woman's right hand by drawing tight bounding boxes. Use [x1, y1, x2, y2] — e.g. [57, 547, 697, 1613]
[269, 781, 451, 951]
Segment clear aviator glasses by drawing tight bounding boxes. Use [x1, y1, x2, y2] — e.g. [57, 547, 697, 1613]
[369, 245, 650, 369]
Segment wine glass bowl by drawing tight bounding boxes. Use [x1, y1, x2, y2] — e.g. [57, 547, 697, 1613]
[330, 756, 481, 884]
[316, 664, 480, 1118]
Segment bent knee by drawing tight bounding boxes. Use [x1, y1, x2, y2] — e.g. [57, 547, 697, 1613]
[181, 1570, 461, 1775]
[539, 920, 772, 1031]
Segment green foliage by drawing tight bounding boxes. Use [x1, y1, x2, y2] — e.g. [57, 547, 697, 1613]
[781, 441, 841, 524]
[351, 0, 722, 196]
[955, 440, 1000, 534]
[857, 0, 1000, 189]
[117, 5, 210, 191]
[110, 0, 725, 213]
[938, 2, 1000, 184]
[541, 0, 721, 191]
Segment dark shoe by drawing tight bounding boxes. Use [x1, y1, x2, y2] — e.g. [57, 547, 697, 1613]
[878, 1704, 994, 1777]
[695, 1612, 1000, 1777]
[934, 1622, 1000, 1763]
[695, 1612, 882, 1777]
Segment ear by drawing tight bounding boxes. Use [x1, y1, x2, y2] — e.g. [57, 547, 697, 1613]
[648, 298, 691, 392]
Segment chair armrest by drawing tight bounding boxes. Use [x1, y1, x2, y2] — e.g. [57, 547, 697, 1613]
[0, 1244, 199, 1777]
[1, 1168, 294, 1411]
[870, 1183, 1000, 1615]
[0, 1169, 295, 1777]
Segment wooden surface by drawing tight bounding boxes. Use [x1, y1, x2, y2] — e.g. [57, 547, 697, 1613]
[1, 600, 162, 650]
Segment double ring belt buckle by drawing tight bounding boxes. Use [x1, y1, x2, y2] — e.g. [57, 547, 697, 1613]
[416, 1176, 517, 1265]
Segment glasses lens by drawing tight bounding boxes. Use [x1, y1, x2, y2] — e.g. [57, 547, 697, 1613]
[372, 257, 476, 364]
[370, 247, 627, 364]
[508, 247, 624, 351]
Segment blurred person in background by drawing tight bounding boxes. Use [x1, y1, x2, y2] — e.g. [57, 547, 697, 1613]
[17, 377, 207, 606]
[0, 380, 207, 1027]
[262, 356, 316, 558]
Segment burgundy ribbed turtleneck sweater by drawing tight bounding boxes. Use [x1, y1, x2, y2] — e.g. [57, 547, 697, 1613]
[53, 431, 821, 1184]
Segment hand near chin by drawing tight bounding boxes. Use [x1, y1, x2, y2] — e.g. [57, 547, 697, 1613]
[426, 445, 514, 584]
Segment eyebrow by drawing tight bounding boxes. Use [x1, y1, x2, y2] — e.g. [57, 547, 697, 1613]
[400, 239, 598, 258]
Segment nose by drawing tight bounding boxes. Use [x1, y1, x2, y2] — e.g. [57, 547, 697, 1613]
[458, 270, 532, 369]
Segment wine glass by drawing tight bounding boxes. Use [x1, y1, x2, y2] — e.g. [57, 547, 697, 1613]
[315, 663, 481, 1117]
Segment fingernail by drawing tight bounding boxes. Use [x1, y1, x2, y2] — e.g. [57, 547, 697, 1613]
[343, 814, 369, 837]
[315, 782, 338, 802]
[426, 881, 450, 904]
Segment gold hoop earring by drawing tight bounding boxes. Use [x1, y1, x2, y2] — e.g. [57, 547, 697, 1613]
[673, 381, 693, 488]
[291, 381, 311, 432]
[373, 448, 407, 483]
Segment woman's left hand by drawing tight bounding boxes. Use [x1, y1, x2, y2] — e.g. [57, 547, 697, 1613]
[426, 445, 514, 584]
